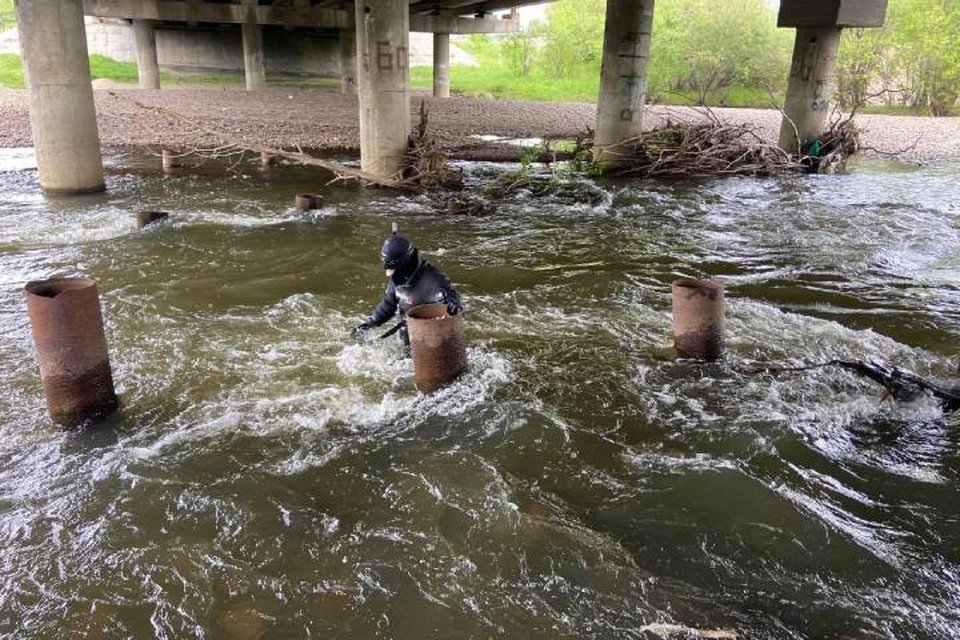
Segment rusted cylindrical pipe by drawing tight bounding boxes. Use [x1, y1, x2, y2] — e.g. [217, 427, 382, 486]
[136, 211, 169, 229]
[295, 193, 323, 213]
[25, 277, 118, 428]
[406, 303, 468, 394]
[672, 278, 725, 361]
[161, 149, 180, 170]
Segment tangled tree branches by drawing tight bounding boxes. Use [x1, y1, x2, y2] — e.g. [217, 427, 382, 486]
[404, 101, 464, 191]
[106, 91, 416, 190]
[603, 118, 799, 179]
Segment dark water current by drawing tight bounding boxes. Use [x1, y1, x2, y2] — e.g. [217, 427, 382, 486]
[1, 149, 959, 639]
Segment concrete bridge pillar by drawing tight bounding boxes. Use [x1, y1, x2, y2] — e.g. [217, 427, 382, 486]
[339, 27, 357, 96]
[355, 0, 410, 179]
[242, 2, 266, 91]
[594, 0, 655, 168]
[433, 32, 451, 98]
[778, 27, 842, 154]
[777, 0, 889, 154]
[14, 0, 105, 195]
[133, 20, 161, 90]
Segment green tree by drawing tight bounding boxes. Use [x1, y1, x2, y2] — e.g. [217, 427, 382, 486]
[651, 0, 791, 104]
[886, 0, 960, 115]
[539, 0, 605, 77]
[836, 28, 890, 109]
[504, 23, 542, 77]
[0, 0, 15, 32]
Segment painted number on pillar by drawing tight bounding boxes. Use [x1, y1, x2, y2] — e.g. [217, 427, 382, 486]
[376, 41, 408, 71]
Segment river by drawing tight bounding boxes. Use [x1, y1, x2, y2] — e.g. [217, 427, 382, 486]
[1, 149, 958, 639]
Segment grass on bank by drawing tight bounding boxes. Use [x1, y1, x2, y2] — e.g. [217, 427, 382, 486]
[0, 54, 335, 89]
[0, 51, 952, 116]
[410, 63, 781, 108]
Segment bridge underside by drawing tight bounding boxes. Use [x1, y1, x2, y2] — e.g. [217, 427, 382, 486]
[14, 0, 889, 193]
[82, 0, 526, 33]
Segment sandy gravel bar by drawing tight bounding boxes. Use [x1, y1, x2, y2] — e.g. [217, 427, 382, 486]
[0, 85, 958, 164]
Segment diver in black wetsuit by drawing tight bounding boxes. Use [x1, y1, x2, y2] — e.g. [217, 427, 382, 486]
[352, 227, 462, 352]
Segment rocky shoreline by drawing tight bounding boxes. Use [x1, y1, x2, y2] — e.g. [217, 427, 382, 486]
[1, 85, 958, 165]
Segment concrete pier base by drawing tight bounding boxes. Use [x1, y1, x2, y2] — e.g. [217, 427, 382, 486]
[433, 33, 450, 99]
[356, 0, 410, 179]
[778, 27, 842, 155]
[15, 0, 105, 195]
[339, 28, 357, 96]
[133, 20, 160, 90]
[242, 8, 266, 91]
[594, 0, 655, 168]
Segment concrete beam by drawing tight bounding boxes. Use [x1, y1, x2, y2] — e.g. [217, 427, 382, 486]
[83, 0, 350, 29]
[409, 13, 520, 34]
[778, 27, 842, 153]
[594, 0, 654, 167]
[778, 0, 888, 28]
[356, 0, 410, 179]
[133, 20, 161, 89]
[16, 0, 105, 195]
[433, 32, 450, 98]
[339, 27, 357, 96]
[83, 0, 520, 33]
[241, 1, 266, 90]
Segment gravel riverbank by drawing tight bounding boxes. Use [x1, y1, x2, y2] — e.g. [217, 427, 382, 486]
[1, 85, 958, 164]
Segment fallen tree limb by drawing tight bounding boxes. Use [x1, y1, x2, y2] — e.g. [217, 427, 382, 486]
[105, 91, 416, 190]
[743, 359, 960, 412]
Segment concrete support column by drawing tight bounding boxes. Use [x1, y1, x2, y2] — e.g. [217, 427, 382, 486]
[433, 32, 450, 98]
[241, 5, 266, 91]
[133, 20, 160, 90]
[778, 27, 842, 154]
[15, 0, 104, 195]
[594, 0, 655, 167]
[339, 27, 357, 95]
[355, 0, 410, 179]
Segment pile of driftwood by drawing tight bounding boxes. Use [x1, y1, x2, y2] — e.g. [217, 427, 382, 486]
[404, 102, 464, 191]
[604, 120, 794, 179]
[602, 114, 860, 180]
[111, 91, 863, 195]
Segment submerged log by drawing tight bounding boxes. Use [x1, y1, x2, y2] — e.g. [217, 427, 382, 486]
[753, 359, 960, 412]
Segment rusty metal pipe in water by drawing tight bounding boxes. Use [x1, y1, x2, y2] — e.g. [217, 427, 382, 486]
[161, 149, 180, 170]
[672, 278, 725, 361]
[136, 211, 169, 229]
[406, 303, 468, 393]
[295, 194, 324, 213]
[25, 277, 118, 428]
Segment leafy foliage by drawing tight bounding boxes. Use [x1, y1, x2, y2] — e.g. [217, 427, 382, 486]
[837, 0, 960, 115]
[886, 0, 960, 116]
[650, 0, 791, 104]
[0, 0, 14, 32]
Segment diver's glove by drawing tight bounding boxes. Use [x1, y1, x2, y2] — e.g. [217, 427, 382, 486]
[446, 301, 462, 316]
[351, 321, 373, 339]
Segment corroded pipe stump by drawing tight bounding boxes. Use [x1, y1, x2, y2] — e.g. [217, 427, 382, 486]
[406, 303, 468, 394]
[135, 211, 169, 229]
[672, 278, 725, 361]
[161, 149, 180, 170]
[25, 277, 118, 428]
[295, 194, 324, 213]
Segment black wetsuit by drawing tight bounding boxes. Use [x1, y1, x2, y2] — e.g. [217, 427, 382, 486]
[365, 260, 462, 346]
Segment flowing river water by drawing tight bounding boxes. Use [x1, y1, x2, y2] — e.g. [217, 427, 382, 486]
[0, 149, 958, 639]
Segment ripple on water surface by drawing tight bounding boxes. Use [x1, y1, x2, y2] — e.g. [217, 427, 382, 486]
[1, 152, 959, 638]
